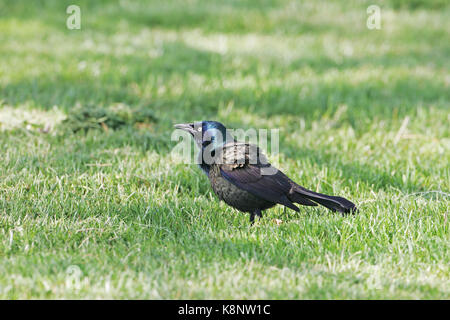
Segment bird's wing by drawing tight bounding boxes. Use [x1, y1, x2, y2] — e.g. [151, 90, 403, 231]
[216, 143, 300, 211]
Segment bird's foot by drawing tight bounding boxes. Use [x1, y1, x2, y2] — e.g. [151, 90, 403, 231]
[249, 210, 263, 225]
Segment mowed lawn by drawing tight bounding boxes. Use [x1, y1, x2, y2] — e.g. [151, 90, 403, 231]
[0, 0, 449, 299]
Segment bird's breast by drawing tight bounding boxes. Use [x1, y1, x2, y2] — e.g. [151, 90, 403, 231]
[208, 165, 274, 213]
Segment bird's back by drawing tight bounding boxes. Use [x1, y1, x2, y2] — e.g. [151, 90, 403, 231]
[208, 142, 276, 213]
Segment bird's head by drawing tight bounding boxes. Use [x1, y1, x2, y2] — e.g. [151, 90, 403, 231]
[174, 121, 234, 150]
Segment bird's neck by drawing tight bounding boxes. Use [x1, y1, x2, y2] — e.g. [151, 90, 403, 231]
[197, 130, 235, 176]
[197, 150, 211, 176]
[197, 139, 233, 177]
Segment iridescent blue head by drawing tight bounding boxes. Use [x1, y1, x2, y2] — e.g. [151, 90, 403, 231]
[174, 121, 235, 176]
[174, 121, 235, 150]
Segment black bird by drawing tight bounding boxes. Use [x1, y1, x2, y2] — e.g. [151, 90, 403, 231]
[175, 121, 357, 224]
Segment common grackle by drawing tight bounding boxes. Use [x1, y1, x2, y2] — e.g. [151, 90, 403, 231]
[175, 121, 357, 224]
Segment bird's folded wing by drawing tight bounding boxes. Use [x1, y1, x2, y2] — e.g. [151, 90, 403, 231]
[217, 143, 299, 211]
[219, 142, 268, 168]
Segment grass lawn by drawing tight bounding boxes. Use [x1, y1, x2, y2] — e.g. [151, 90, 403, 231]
[0, 0, 449, 299]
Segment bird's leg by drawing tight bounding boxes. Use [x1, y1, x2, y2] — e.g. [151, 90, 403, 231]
[249, 212, 256, 225]
[249, 209, 262, 225]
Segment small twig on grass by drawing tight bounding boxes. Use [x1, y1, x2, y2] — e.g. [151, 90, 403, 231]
[394, 116, 410, 144]
[85, 163, 112, 167]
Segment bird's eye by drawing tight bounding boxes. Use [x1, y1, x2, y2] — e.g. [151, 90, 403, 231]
[197, 127, 202, 132]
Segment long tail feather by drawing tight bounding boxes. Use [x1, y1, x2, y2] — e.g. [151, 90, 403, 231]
[292, 185, 357, 214]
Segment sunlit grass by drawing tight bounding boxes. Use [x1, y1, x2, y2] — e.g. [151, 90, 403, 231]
[0, 0, 449, 299]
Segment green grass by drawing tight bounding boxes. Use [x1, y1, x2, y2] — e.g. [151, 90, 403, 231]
[0, 0, 449, 299]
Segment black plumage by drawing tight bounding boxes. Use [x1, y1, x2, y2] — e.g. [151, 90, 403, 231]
[175, 121, 357, 224]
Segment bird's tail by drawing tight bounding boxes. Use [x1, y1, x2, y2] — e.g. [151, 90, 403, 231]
[292, 184, 357, 214]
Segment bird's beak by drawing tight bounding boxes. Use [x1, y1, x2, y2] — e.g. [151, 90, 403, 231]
[174, 123, 196, 135]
